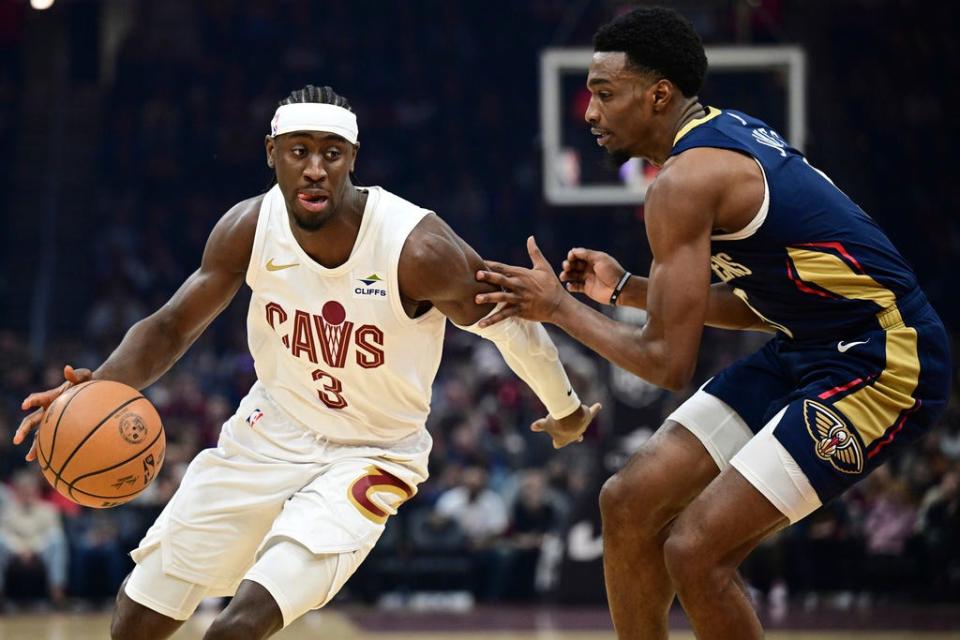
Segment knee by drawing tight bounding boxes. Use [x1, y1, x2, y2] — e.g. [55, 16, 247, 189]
[204, 607, 279, 640]
[110, 608, 146, 640]
[599, 468, 666, 533]
[663, 523, 724, 595]
[110, 585, 136, 640]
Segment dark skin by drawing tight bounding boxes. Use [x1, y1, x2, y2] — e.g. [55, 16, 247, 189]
[475, 52, 787, 640]
[14, 128, 597, 640]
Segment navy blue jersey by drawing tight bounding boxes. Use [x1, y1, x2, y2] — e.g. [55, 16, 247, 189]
[670, 107, 918, 342]
[670, 108, 950, 497]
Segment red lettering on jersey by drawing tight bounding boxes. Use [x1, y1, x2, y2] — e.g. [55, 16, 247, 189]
[315, 314, 354, 369]
[355, 324, 385, 368]
[311, 368, 348, 409]
[291, 310, 318, 363]
[265, 302, 290, 348]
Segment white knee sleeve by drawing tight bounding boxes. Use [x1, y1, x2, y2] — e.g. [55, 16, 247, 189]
[244, 539, 368, 627]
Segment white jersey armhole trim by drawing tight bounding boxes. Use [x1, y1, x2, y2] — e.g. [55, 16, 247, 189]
[711, 158, 769, 242]
[388, 212, 447, 327]
[245, 189, 276, 290]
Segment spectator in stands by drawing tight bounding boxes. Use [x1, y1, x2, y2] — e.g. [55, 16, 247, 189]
[0, 469, 68, 607]
[495, 469, 560, 601]
[434, 463, 508, 599]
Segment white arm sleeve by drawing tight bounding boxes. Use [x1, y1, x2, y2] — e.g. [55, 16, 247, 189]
[455, 305, 581, 419]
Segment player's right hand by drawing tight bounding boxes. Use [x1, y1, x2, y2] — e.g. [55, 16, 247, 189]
[559, 248, 627, 305]
[531, 402, 602, 449]
[14, 365, 93, 461]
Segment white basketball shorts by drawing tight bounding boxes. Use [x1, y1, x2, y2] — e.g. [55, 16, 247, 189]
[125, 381, 430, 624]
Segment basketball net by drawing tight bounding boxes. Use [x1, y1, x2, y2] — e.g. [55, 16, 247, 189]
[323, 322, 345, 362]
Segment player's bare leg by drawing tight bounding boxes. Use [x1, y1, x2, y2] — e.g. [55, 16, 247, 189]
[203, 580, 283, 640]
[110, 574, 186, 640]
[663, 467, 788, 640]
[599, 421, 720, 640]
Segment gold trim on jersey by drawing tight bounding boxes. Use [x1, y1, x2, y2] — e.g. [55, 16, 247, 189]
[673, 106, 722, 147]
[786, 247, 919, 446]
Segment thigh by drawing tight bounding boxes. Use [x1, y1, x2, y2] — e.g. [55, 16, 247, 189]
[670, 340, 793, 471]
[263, 456, 418, 555]
[131, 410, 323, 591]
[700, 338, 794, 433]
[671, 465, 788, 569]
[606, 419, 723, 523]
[769, 326, 948, 506]
[114, 546, 204, 637]
[244, 539, 368, 627]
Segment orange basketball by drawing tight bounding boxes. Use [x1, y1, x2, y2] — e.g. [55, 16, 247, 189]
[35, 380, 165, 508]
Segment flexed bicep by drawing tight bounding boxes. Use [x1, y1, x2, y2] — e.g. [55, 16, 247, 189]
[640, 167, 716, 389]
[397, 214, 499, 326]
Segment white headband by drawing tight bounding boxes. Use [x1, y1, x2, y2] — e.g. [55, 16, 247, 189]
[269, 103, 359, 144]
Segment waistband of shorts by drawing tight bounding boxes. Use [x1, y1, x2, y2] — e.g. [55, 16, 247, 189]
[876, 288, 930, 331]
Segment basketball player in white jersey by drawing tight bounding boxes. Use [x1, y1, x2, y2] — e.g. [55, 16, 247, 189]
[14, 85, 599, 639]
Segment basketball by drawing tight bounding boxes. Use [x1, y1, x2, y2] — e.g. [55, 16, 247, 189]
[35, 380, 165, 509]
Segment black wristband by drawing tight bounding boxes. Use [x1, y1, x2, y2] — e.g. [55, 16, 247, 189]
[609, 271, 632, 306]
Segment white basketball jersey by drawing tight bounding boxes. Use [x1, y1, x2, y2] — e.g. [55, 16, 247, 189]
[245, 185, 447, 444]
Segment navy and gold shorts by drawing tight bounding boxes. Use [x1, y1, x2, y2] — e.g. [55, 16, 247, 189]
[702, 290, 951, 504]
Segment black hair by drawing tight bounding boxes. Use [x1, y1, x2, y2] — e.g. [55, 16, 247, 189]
[273, 84, 360, 185]
[278, 84, 353, 111]
[593, 7, 707, 97]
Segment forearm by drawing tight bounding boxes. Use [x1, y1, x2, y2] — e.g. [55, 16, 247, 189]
[93, 311, 197, 390]
[551, 295, 682, 390]
[617, 277, 771, 332]
[456, 311, 580, 419]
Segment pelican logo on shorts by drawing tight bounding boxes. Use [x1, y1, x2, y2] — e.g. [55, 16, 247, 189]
[118, 412, 147, 444]
[348, 465, 414, 524]
[803, 399, 863, 474]
[353, 271, 387, 299]
[246, 408, 265, 427]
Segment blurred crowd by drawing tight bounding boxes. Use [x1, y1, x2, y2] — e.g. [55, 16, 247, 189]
[1, 0, 958, 615]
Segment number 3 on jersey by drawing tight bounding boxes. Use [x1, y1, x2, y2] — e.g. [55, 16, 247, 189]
[312, 368, 348, 409]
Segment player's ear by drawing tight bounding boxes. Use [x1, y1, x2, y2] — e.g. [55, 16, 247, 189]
[651, 79, 672, 112]
[264, 135, 276, 169]
[351, 142, 360, 172]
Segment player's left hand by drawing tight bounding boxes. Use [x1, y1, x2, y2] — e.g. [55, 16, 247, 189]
[532, 402, 602, 449]
[475, 236, 571, 327]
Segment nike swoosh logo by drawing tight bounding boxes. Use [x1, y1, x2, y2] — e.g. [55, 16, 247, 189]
[266, 259, 299, 272]
[837, 339, 870, 353]
[566, 388, 573, 396]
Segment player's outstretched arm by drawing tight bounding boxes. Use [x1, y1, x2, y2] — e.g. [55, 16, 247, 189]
[398, 214, 600, 448]
[15, 197, 260, 460]
[560, 248, 773, 332]
[476, 160, 722, 391]
[91, 197, 259, 388]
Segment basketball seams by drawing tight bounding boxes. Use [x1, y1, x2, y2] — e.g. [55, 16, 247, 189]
[54, 395, 146, 489]
[65, 484, 151, 502]
[66, 420, 164, 486]
[43, 380, 105, 471]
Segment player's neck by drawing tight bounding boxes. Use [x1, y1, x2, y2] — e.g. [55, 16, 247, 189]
[650, 100, 706, 165]
[291, 187, 368, 269]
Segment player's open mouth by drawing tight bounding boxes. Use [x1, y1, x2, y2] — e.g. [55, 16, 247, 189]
[591, 128, 612, 146]
[298, 192, 329, 212]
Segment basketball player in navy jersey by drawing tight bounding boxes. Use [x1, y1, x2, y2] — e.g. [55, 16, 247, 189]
[475, 8, 950, 639]
[14, 85, 599, 639]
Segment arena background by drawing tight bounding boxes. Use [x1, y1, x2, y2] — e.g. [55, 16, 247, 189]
[1, 0, 958, 638]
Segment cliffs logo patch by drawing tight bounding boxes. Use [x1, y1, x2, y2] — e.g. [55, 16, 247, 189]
[353, 272, 387, 299]
[803, 399, 863, 474]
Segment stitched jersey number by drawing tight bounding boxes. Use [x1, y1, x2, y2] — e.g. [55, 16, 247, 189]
[311, 368, 348, 409]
